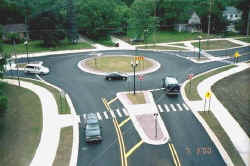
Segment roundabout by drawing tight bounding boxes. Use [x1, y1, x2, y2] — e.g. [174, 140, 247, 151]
[77, 55, 161, 76]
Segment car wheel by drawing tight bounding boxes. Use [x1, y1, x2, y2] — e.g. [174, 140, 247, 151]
[122, 77, 126, 80]
[108, 77, 112, 80]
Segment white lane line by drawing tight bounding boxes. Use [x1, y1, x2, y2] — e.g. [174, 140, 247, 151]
[122, 108, 129, 116]
[164, 104, 170, 112]
[103, 112, 108, 119]
[96, 112, 102, 120]
[83, 114, 86, 120]
[116, 109, 122, 117]
[182, 103, 190, 111]
[110, 109, 116, 118]
[158, 104, 164, 112]
[176, 104, 183, 111]
[170, 104, 177, 111]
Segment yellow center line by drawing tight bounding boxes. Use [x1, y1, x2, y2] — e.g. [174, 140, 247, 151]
[125, 140, 144, 158]
[168, 143, 178, 166]
[171, 143, 181, 166]
[107, 97, 118, 105]
[102, 97, 127, 166]
[118, 117, 131, 128]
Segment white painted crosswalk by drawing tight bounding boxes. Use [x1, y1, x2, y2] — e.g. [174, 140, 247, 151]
[81, 103, 191, 122]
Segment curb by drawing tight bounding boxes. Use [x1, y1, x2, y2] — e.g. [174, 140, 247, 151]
[5, 77, 79, 166]
[77, 55, 161, 76]
[180, 66, 235, 166]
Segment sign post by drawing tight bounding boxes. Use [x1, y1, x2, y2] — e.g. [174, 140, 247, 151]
[204, 91, 212, 112]
[138, 74, 144, 90]
[234, 51, 240, 64]
[188, 74, 194, 97]
[154, 113, 158, 138]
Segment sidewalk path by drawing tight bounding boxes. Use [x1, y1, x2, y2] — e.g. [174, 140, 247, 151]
[4, 79, 80, 166]
[117, 91, 170, 145]
[111, 36, 135, 49]
[181, 63, 250, 166]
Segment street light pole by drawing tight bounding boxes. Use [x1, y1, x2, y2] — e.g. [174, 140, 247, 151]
[198, 36, 202, 60]
[131, 58, 138, 95]
[24, 40, 29, 64]
[154, 113, 158, 138]
[13, 40, 20, 87]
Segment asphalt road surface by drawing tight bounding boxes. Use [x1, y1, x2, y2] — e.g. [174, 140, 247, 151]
[6, 49, 250, 166]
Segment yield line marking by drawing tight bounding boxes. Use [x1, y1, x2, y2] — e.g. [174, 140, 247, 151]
[116, 109, 122, 117]
[182, 103, 189, 111]
[125, 140, 143, 158]
[119, 117, 131, 128]
[110, 109, 116, 118]
[170, 104, 177, 111]
[96, 112, 102, 120]
[176, 104, 183, 111]
[103, 112, 108, 119]
[122, 108, 129, 116]
[164, 104, 170, 112]
[158, 104, 164, 112]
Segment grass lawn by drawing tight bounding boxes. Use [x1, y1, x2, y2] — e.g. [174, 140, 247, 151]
[7, 77, 70, 114]
[2, 40, 94, 55]
[95, 38, 116, 47]
[192, 40, 241, 50]
[212, 68, 250, 137]
[85, 56, 153, 73]
[238, 38, 250, 43]
[0, 83, 42, 166]
[136, 45, 188, 50]
[127, 93, 146, 104]
[184, 65, 236, 101]
[127, 30, 215, 44]
[53, 127, 73, 166]
[199, 112, 245, 166]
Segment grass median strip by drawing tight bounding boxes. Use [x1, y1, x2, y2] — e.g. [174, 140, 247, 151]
[137, 46, 188, 50]
[184, 65, 236, 101]
[7, 77, 70, 114]
[53, 127, 73, 166]
[0, 82, 42, 166]
[192, 40, 241, 50]
[199, 112, 246, 166]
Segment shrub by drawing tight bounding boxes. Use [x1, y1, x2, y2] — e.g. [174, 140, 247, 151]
[3, 32, 24, 44]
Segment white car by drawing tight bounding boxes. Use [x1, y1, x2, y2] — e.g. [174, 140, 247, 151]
[24, 63, 50, 75]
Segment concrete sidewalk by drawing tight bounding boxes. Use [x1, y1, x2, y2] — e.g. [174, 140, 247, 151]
[181, 63, 250, 166]
[4, 79, 79, 166]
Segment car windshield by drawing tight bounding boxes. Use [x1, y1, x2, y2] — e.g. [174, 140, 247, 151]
[86, 123, 99, 130]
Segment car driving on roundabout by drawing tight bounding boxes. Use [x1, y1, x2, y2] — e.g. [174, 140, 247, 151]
[105, 72, 128, 80]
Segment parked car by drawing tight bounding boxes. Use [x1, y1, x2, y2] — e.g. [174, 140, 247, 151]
[162, 76, 180, 95]
[24, 62, 49, 75]
[84, 113, 102, 143]
[105, 72, 128, 80]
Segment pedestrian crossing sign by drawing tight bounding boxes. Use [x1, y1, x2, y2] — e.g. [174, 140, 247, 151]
[205, 91, 211, 99]
[234, 51, 240, 58]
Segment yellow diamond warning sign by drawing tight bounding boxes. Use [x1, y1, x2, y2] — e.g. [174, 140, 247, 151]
[234, 51, 240, 58]
[205, 91, 211, 99]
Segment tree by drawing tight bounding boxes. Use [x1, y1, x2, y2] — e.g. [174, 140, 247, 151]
[77, 0, 122, 40]
[128, 0, 159, 40]
[235, 0, 250, 35]
[29, 10, 66, 46]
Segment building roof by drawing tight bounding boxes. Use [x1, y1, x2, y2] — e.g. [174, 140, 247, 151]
[2, 24, 28, 33]
[188, 12, 201, 25]
[223, 6, 241, 15]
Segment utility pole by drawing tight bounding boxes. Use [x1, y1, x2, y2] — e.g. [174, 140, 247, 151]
[67, 0, 78, 44]
[208, 0, 212, 35]
[247, 7, 250, 36]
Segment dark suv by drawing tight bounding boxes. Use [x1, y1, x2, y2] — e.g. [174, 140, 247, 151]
[162, 77, 180, 95]
[84, 113, 102, 143]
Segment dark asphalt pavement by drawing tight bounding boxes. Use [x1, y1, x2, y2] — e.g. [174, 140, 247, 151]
[6, 49, 249, 166]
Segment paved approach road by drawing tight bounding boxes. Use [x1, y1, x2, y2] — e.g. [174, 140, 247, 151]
[9, 50, 249, 166]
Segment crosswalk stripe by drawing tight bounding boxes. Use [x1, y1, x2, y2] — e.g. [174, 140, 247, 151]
[96, 112, 102, 120]
[122, 108, 129, 116]
[103, 112, 109, 119]
[116, 109, 122, 117]
[164, 104, 170, 112]
[158, 104, 164, 112]
[83, 114, 86, 119]
[110, 109, 116, 118]
[170, 104, 177, 111]
[176, 104, 183, 111]
[182, 103, 189, 111]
